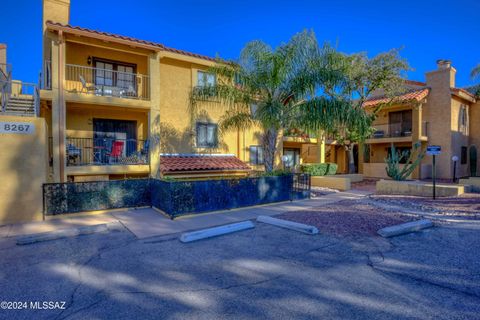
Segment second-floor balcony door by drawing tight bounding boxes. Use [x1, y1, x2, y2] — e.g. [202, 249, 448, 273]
[389, 110, 412, 137]
[94, 58, 136, 97]
[95, 61, 114, 87]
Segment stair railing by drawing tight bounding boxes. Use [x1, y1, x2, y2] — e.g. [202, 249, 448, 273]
[0, 63, 12, 113]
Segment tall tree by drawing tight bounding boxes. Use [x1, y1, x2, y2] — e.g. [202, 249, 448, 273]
[471, 63, 480, 96]
[191, 31, 371, 172]
[471, 63, 480, 80]
[323, 49, 410, 173]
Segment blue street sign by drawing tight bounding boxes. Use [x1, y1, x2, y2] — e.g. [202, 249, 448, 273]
[426, 145, 441, 156]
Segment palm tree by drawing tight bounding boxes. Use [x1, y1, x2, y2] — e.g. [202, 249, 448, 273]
[191, 30, 371, 172]
[471, 63, 480, 80]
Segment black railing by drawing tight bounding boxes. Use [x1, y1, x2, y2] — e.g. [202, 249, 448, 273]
[66, 137, 149, 166]
[292, 173, 311, 200]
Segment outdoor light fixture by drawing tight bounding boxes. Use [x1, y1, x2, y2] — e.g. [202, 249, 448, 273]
[281, 155, 290, 171]
[87, 56, 92, 65]
[452, 155, 459, 183]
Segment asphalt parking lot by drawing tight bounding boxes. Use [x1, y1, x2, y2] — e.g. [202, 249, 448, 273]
[0, 219, 479, 320]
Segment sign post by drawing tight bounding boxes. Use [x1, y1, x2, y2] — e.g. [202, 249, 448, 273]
[426, 146, 441, 200]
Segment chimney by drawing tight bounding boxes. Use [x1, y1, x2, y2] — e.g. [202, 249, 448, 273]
[426, 59, 456, 89]
[0, 44, 6, 65]
[43, 0, 70, 29]
[42, 0, 70, 69]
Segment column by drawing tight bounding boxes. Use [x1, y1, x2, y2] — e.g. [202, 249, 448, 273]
[50, 34, 66, 182]
[148, 52, 161, 178]
[316, 130, 325, 163]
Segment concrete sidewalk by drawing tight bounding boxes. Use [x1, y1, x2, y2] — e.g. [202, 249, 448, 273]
[0, 190, 370, 240]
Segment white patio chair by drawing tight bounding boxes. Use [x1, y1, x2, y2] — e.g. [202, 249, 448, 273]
[79, 75, 98, 94]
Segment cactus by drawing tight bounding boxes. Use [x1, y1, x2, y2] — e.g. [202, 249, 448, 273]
[470, 146, 478, 177]
[385, 142, 425, 181]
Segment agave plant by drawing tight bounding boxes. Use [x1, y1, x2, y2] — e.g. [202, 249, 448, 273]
[385, 142, 425, 181]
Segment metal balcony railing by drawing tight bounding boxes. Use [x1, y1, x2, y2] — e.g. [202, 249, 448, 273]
[66, 137, 149, 166]
[64, 64, 150, 100]
[370, 121, 429, 139]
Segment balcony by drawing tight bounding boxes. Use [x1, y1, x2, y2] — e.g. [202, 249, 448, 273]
[66, 137, 149, 167]
[41, 61, 150, 102]
[366, 122, 428, 143]
[65, 64, 150, 100]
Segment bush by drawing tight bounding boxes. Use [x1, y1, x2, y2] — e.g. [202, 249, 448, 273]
[257, 169, 292, 177]
[300, 163, 337, 176]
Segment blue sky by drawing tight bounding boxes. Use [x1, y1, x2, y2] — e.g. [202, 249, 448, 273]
[1, 0, 479, 87]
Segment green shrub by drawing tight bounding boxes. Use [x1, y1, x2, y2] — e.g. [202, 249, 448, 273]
[300, 163, 337, 176]
[258, 169, 292, 177]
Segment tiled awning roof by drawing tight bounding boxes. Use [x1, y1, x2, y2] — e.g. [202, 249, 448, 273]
[363, 88, 430, 107]
[160, 154, 251, 174]
[46, 21, 217, 62]
[451, 87, 477, 101]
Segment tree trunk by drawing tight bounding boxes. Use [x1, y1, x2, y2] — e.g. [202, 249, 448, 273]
[263, 128, 278, 172]
[348, 145, 356, 174]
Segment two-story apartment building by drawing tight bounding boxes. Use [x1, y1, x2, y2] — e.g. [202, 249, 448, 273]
[39, 0, 264, 183]
[359, 60, 478, 180]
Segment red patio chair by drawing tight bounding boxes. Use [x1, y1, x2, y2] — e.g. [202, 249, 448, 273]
[106, 141, 124, 163]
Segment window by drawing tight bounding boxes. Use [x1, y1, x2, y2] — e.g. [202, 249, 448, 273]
[94, 58, 136, 90]
[461, 146, 468, 164]
[196, 122, 218, 148]
[459, 105, 468, 132]
[249, 146, 264, 165]
[386, 146, 411, 164]
[197, 71, 216, 87]
[388, 110, 412, 136]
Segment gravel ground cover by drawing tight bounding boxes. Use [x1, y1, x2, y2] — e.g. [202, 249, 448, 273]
[278, 199, 416, 237]
[369, 193, 480, 219]
[310, 186, 338, 197]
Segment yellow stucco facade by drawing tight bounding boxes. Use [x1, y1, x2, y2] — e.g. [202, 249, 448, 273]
[360, 61, 478, 180]
[39, 0, 263, 183]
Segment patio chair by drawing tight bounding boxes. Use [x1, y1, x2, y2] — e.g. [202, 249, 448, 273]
[126, 85, 136, 97]
[79, 75, 98, 94]
[66, 143, 82, 165]
[106, 141, 124, 164]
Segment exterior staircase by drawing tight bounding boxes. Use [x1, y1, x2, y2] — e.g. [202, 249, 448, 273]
[0, 63, 39, 117]
[4, 95, 36, 116]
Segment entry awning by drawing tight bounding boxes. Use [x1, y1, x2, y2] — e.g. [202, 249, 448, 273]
[160, 154, 251, 175]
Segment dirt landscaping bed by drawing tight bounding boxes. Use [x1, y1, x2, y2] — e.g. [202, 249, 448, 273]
[278, 199, 416, 237]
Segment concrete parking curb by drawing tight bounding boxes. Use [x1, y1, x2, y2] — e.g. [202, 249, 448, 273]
[180, 221, 255, 243]
[16, 222, 123, 245]
[377, 219, 433, 238]
[257, 215, 319, 235]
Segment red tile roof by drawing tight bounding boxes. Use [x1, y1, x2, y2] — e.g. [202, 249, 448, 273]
[363, 88, 430, 107]
[405, 80, 427, 87]
[160, 154, 251, 174]
[451, 87, 477, 100]
[46, 21, 217, 62]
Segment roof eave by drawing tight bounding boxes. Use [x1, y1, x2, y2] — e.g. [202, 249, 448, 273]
[46, 22, 162, 52]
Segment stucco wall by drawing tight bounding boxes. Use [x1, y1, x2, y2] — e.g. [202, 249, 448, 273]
[158, 57, 262, 161]
[0, 116, 48, 224]
[65, 41, 149, 75]
[65, 103, 149, 140]
[469, 101, 480, 176]
[423, 67, 455, 179]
